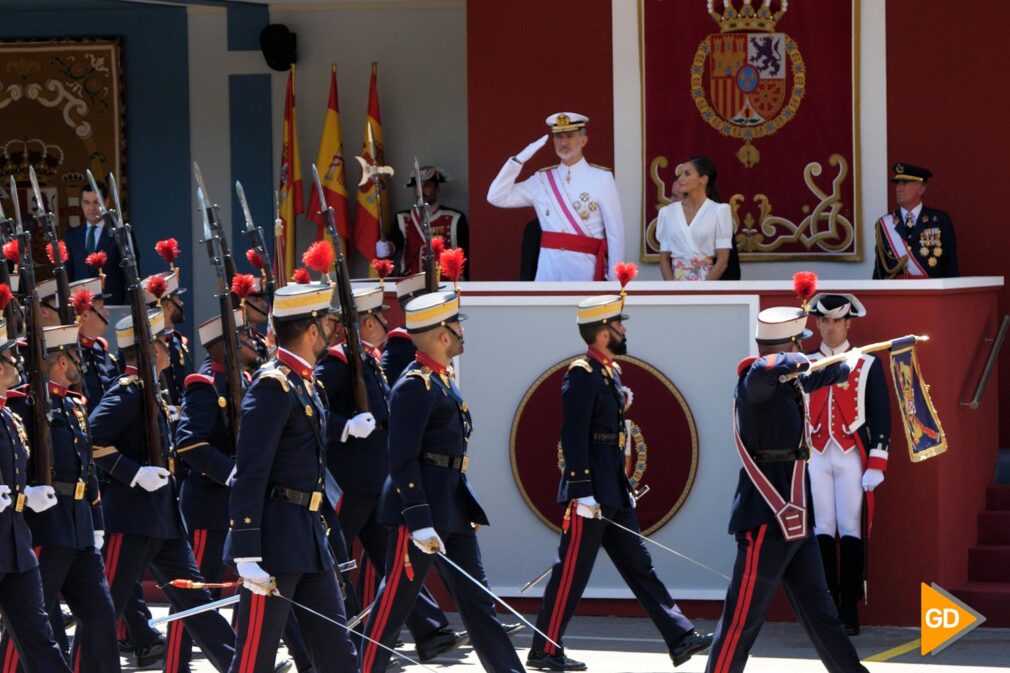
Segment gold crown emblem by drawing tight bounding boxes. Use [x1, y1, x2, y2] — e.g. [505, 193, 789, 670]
[707, 0, 787, 33]
[2, 138, 65, 183]
[555, 113, 570, 127]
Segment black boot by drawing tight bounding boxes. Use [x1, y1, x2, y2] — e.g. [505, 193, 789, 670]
[839, 535, 864, 635]
[817, 534, 839, 607]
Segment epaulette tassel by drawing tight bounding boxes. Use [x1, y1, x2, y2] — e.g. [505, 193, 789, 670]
[404, 550, 414, 581]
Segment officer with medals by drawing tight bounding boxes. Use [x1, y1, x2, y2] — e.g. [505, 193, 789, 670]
[806, 294, 890, 636]
[380, 274, 431, 383]
[386, 167, 469, 277]
[72, 277, 119, 414]
[90, 309, 237, 672]
[315, 286, 462, 662]
[0, 286, 74, 673]
[0, 309, 121, 672]
[872, 164, 958, 279]
[527, 276, 711, 671]
[225, 282, 358, 673]
[704, 284, 868, 673]
[358, 288, 525, 673]
[487, 112, 625, 280]
[163, 311, 261, 673]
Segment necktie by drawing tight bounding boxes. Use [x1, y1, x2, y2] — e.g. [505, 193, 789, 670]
[85, 224, 97, 255]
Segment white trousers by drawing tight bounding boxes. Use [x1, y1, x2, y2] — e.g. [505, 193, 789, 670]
[809, 440, 864, 538]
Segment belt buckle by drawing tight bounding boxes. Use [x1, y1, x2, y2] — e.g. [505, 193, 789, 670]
[461, 455, 469, 473]
[74, 480, 86, 500]
[308, 491, 322, 512]
[15, 493, 25, 513]
[168, 458, 176, 474]
[618, 432, 626, 448]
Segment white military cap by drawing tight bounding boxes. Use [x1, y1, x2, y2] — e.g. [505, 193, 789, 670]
[354, 286, 389, 316]
[576, 294, 629, 326]
[404, 290, 466, 334]
[43, 324, 80, 353]
[39, 278, 59, 307]
[271, 282, 339, 323]
[198, 309, 246, 347]
[116, 309, 170, 349]
[808, 293, 867, 320]
[755, 307, 812, 345]
[143, 270, 186, 305]
[69, 277, 106, 300]
[546, 112, 589, 133]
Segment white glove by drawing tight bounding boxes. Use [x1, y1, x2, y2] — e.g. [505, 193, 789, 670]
[236, 561, 274, 596]
[93, 530, 105, 551]
[515, 134, 549, 163]
[375, 240, 394, 259]
[862, 468, 885, 492]
[411, 527, 445, 555]
[24, 485, 57, 513]
[575, 495, 601, 519]
[0, 485, 11, 513]
[131, 466, 171, 492]
[843, 349, 862, 372]
[622, 386, 634, 412]
[344, 412, 376, 440]
[166, 405, 181, 423]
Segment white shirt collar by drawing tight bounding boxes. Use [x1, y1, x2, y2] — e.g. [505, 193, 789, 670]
[820, 340, 850, 357]
[901, 203, 922, 222]
[87, 219, 105, 232]
[559, 157, 588, 175]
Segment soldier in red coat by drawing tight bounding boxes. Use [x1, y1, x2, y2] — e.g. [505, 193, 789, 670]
[386, 166, 468, 277]
[806, 293, 891, 635]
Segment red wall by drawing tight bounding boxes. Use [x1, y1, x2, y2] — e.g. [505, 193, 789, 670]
[466, 0, 615, 281]
[886, 0, 1010, 445]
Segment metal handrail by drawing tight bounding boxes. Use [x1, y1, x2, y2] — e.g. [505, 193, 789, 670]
[961, 314, 1010, 409]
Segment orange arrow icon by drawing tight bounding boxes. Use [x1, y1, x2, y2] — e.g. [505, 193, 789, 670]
[921, 583, 986, 655]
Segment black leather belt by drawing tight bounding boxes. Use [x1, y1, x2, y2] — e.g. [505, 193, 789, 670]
[592, 432, 621, 446]
[751, 447, 810, 462]
[52, 480, 86, 500]
[269, 485, 323, 511]
[420, 452, 469, 473]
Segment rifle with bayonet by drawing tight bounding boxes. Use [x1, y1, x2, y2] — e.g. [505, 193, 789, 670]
[11, 175, 54, 486]
[236, 181, 275, 306]
[29, 167, 73, 325]
[193, 163, 238, 289]
[198, 187, 244, 435]
[89, 171, 165, 468]
[273, 191, 287, 289]
[0, 197, 24, 336]
[311, 164, 368, 413]
[411, 159, 439, 292]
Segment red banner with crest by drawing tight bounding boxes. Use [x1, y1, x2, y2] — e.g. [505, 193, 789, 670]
[642, 0, 859, 262]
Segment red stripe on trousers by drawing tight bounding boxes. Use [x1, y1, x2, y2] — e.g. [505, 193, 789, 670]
[238, 593, 265, 673]
[545, 510, 583, 655]
[167, 528, 208, 673]
[715, 525, 767, 673]
[73, 644, 81, 673]
[104, 533, 123, 585]
[362, 526, 407, 673]
[4, 644, 19, 673]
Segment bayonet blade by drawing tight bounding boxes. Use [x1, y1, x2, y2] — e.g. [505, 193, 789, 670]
[28, 166, 46, 216]
[9, 177, 23, 231]
[108, 174, 125, 222]
[193, 162, 211, 206]
[236, 181, 255, 232]
[310, 164, 327, 213]
[196, 187, 213, 242]
[0, 194, 6, 222]
[85, 170, 109, 217]
[413, 158, 424, 205]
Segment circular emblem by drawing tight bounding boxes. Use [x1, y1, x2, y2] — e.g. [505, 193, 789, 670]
[510, 355, 698, 535]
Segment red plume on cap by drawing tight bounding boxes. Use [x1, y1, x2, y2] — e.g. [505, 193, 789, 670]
[145, 274, 168, 303]
[302, 240, 334, 278]
[291, 267, 311, 284]
[231, 273, 256, 305]
[614, 262, 638, 298]
[155, 238, 180, 268]
[370, 258, 394, 278]
[3, 241, 19, 264]
[85, 251, 107, 270]
[70, 288, 94, 321]
[792, 271, 817, 311]
[430, 236, 445, 258]
[46, 240, 69, 264]
[0, 284, 12, 312]
[438, 248, 466, 290]
[246, 249, 264, 270]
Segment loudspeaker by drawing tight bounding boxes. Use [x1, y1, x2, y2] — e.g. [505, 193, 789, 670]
[260, 24, 297, 72]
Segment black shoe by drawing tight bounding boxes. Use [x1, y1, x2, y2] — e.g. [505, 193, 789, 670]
[118, 637, 134, 653]
[670, 630, 714, 667]
[274, 661, 294, 673]
[134, 637, 167, 668]
[501, 621, 524, 635]
[844, 623, 860, 636]
[416, 628, 467, 662]
[61, 609, 75, 629]
[526, 649, 587, 671]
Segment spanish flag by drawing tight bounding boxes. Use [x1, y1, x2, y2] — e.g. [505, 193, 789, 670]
[308, 64, 350, 245]
[353, 62, 388, 260]
[277, 65, 304, 279]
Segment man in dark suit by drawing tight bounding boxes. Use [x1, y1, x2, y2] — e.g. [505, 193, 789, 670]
[65, 182, 137, 305]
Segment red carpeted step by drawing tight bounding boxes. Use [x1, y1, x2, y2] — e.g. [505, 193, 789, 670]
[986, 485, 1010, 511]
[968, 545, 1010, 582]
[978, 511, 1010, 545]
[951, 582, 1010, 628]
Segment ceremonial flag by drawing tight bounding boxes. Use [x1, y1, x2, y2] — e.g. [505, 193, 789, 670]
[308, 64, 351, 245]
[353, 62, 388, 260]
[276, 65, 304, 279]
[889, 337, 947, 462]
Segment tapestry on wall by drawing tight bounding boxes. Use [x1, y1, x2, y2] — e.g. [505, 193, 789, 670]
[0, 39, 125, 243]
[641, 0, 859, 262]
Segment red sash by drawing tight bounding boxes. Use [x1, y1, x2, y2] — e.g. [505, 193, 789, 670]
[542, 169, 607, 280]
[734, 404, 808, 541]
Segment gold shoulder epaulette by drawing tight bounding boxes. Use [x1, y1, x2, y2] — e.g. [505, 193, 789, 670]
[568, 358, 592, 373]
[258, 368, 290, 393]
[536, 164, 560, 173]
[118, 375, 140, 387]
[404, 367, 433, 391]
[589, 163, 612, 172]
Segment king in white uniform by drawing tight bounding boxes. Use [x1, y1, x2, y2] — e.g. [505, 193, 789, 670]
[486, 112, 625, 281]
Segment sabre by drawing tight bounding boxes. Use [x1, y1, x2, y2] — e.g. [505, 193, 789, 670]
[601, 515, 731, 581]
[346, 600, 374, 630]
[149, 594, 239, 627]
[521, 485, 651, 594]
[436, 551, 560, 650]
[778, 334, 930, 382]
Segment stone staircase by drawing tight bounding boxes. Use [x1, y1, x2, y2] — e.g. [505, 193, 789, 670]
[952, 484, 1010, 627]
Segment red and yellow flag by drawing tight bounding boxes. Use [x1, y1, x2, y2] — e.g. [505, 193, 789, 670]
[353, 62, 388, 260]
[308, 64, 350, 245]
[276, 65, 304, 279]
